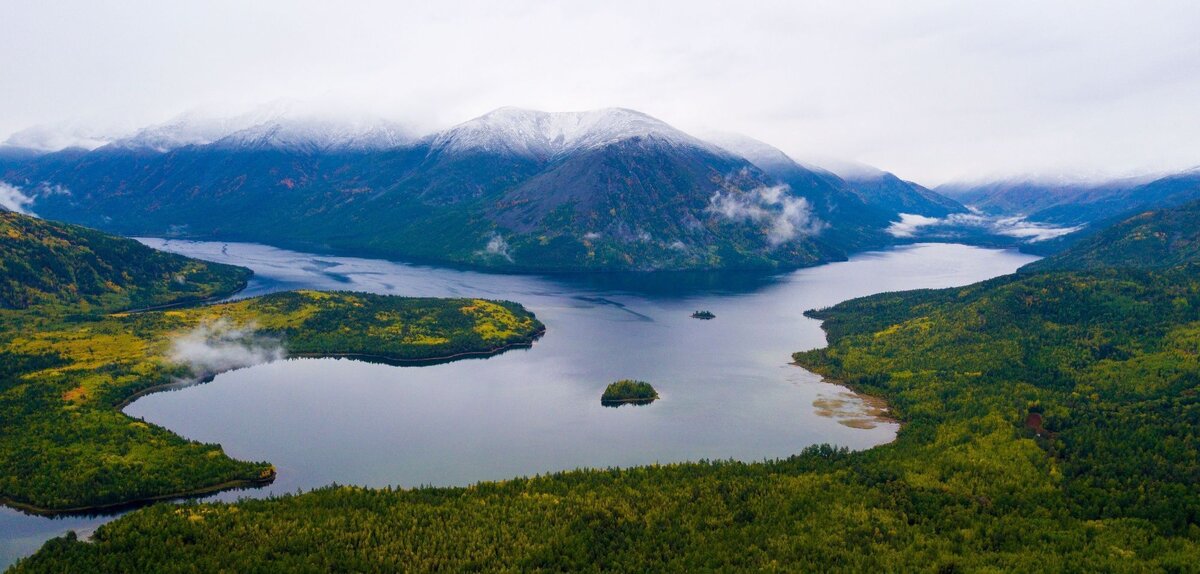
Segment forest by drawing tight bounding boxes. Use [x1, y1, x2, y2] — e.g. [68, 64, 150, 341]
[0, 213, 543, 513]
[0, 211, 250, 312]
[12, 204, 1200, 571]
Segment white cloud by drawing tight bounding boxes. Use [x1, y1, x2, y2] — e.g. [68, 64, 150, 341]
[480, 233, 513, 262]
[886, 214, 943, 238]
[169, 319, 284, 375]
[0, 182, 36, 215]
[887, 213, 1082, 242]
[708, 184, 824, 246]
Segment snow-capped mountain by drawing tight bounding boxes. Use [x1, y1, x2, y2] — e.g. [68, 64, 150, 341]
[426, 107, 727, 160]
[0, 105, 983, 272]
[209, 117, 414, 153]
[106, 106, 415, 154]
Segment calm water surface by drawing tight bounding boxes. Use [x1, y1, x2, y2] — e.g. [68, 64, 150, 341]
[0, 241, 1036, 568]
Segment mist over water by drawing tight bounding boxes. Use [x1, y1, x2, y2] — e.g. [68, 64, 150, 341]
[0, 240, 1036, 568]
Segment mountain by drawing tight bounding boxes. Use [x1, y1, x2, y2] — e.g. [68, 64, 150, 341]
[938, 179, 1136, 216]
[942, 171, 1200, 226]
[0, 210, 249, 310]
[0, 107, 970, 271]
[1024, 169, 1200, 226]
[707, 134, 968, 250]
[1023, 198, 1200, 272]
[838, 169, 965, 219]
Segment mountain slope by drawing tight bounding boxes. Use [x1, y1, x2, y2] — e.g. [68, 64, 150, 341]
[2, 108, 870, 271]
[937, 179, 1142, 216]
[0, 211, 249, 310]
[709, 134, 968, 250]
[1024, 199, 1200, 272]
[1024, 169, 1200, 225]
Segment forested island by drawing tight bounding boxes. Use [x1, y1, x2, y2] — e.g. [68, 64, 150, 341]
[690, 310, 715, 320]
[12, 202, 1200, 571]
[600, 379, 659, 406]
[0, 212, 543, 514]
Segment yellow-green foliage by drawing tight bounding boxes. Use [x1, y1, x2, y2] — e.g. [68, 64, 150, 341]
[0, 211, 249, 311]
[0, 290, 542, 512]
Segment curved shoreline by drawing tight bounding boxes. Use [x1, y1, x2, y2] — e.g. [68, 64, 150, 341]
[9, 329, 545, 518]
[0, 474, 276, 518]
[112, 329, 546, 412]
[791, 362, 904, 435]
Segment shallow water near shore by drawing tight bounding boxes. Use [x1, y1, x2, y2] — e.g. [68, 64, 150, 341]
[0, 241, 1035, 568]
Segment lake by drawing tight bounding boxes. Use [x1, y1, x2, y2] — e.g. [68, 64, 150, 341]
[0, 241, 1036, 568]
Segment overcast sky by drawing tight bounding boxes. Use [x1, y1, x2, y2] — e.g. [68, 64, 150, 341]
[3, 0, 1199, 185]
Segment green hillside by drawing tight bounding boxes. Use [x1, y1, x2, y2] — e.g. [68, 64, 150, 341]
[0, 211, 250, 311]
[1025, 199, 1200, 272]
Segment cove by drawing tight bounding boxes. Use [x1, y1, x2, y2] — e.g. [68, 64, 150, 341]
[0, 241, 1035, 568]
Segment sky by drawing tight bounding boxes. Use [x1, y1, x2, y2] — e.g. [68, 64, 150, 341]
[2, 0, 1199, 186]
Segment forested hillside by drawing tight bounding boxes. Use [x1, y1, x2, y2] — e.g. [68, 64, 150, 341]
[15, 206, 1200, 572]
[0, 211, 249, 311]
[1025, 198, 1200, 272]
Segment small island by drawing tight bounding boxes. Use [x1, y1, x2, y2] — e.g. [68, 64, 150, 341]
[601, 379, 660, 407]
[691, 310, 715, 320]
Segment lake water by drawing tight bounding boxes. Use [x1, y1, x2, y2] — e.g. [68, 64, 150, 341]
[0, 241, 1036, 568]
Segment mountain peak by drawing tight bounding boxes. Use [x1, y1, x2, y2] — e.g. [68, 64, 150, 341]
[428, 107, 715, 160]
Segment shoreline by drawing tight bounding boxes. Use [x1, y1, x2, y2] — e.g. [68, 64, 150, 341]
[111, 329, 545, 412]
[13, 330, 546, 518]
[0, 473, 276, 518]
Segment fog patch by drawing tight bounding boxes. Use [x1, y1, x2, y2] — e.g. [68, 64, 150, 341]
[479, 233, 513, 262]
[0, 181, 36, 215]
[169, 319, 284, 375]
[887, 213, 1082, 242]
[886, 213, 942, 238]
[708, 184, 824, 246]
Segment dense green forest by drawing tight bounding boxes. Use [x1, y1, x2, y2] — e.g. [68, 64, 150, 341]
[0, 211, 249, 311]
[14, 206, 1200, 571]
[600, 379, 659, 406]
[0, 216, 543, 513]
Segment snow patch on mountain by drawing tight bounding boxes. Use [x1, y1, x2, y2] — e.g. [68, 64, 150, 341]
[429, 107, 725, 160]
[211, 117, 413, 153]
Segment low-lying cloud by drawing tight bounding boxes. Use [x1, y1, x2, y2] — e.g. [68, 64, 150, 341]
[0, 181, 71, 216]
[708, 184, 824, 246]
[480, 233, 513, 261]
[0, 182, 35, 215]
[887, 212, 1083, 242]
[169, 319, 284, 375]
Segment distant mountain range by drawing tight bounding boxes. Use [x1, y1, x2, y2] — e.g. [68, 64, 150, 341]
[0, 107, 970, 271]
[940, 170, 1200, 227]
